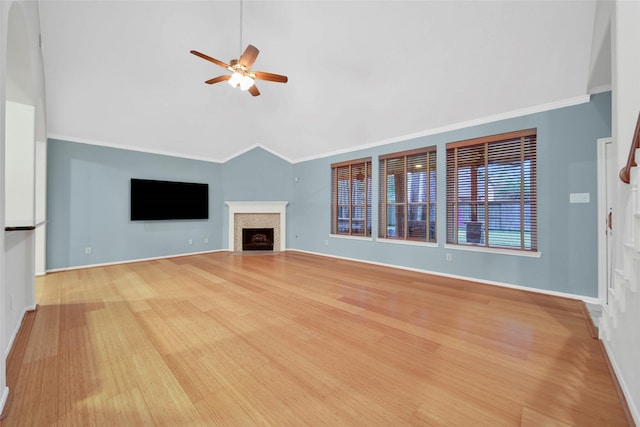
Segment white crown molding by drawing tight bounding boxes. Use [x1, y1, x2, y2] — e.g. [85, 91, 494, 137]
[219, 143, 293, 164]
[293, 94, 593, 163]
[46, 133, 225, 163]
[48, 93, 596, 165]
[46, 134, 295, 165]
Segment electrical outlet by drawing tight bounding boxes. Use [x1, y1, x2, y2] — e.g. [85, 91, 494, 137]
[204, 237, 209, 244]
[85, 247, 92, 255]
[188, 239, 193, 245]
[446, 253, 452, 261]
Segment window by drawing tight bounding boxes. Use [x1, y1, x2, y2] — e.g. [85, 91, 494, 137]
[379, 147, 437, 242]
[331, 158, 372, 236]
[446, 129, 537, 251]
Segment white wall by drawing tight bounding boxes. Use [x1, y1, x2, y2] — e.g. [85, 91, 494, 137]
[607, 0, 640, 423]
[5, 101, 35, 227]
[35, 99, 47, 275]
[0, 0, 45, 412]
[0, 1, 7, 411]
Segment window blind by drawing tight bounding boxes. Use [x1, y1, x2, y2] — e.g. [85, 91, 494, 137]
[379, 147, 437, 242]
[331, 158, 372, 236]
[446, 129, 537, 251]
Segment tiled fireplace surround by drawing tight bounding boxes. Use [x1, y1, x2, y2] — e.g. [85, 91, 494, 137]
[226, 201, 288, 252]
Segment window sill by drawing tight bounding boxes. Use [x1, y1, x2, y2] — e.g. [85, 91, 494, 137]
[444, 243, 541, 258]
[330, 234, 374, 241]
[377, 238, 438, 248]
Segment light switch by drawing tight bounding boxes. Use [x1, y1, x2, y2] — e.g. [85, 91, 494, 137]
[569, 193, 590, 203]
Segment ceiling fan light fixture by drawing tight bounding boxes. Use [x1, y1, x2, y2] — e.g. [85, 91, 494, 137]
[228, 71, 243, 87]
[239, 74, 255, 91]
[191, 43, 287, 97]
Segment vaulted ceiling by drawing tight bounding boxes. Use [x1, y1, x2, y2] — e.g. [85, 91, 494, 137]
[38, 1, 606, 163]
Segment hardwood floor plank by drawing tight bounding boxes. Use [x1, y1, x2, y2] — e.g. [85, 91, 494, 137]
[520, 406, 573, 427]
[13, 357, 59, 426]
[23, 303, 60, 363]
[0, 252, 630, 426]
[57, 325, 101, 419]
[322, 384, 410, 426]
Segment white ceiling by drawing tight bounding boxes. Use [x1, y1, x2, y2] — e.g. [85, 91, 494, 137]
[38, 1, 602, 163]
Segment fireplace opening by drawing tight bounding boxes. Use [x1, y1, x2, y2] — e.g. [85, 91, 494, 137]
[242, 228, 274, 251]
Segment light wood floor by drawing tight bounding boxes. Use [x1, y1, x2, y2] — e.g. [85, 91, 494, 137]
[0, 251, 630, 426]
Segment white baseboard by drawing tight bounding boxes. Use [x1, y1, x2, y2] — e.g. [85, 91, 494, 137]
[601, 339, 640, 425]
[45, 247, 599, 304]
[45, 249, 226, 274]
[5, 305, 37, 360]
[1, 305, 36, 417]
[288, 249, 599, 304]
[0, 387, 8, 415]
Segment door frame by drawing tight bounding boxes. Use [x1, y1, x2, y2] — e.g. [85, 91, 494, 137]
[597, 136, 615, 308]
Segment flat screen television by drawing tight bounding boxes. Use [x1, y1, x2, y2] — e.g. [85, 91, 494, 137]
[130, 178, 209, 221]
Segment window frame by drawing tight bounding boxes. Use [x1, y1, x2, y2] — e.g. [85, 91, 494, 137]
[331, 158, 373, 237]
[446, 128, 537, 252]
[378, 146, 437, 243]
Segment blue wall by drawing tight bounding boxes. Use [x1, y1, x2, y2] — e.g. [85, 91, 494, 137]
[46, 141, 223, 269]
[46, 142, 294, 270]
[291, 92, 611, 297]
[48, 92, 610, 298]
[220, 147, 294, 247]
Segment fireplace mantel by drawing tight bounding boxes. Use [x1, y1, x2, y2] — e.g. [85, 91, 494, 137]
[226, 201, 288, 251]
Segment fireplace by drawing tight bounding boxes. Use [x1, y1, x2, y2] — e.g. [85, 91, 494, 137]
[226, 201, 288, 252]
[242, 228, 274, 251]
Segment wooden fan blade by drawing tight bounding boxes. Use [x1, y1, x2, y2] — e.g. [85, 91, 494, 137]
[190, 50, 229, 69]
[239, 44, 259, 69]
[248, 84, 260, 97]
[205, 75, 231, 85]
[253, 71, 288, 83]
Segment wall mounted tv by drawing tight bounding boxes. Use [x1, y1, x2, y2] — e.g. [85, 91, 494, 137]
[130, 178, 209, 221]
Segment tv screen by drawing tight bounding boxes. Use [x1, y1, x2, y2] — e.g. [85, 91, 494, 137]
[130, 178, 209, 221]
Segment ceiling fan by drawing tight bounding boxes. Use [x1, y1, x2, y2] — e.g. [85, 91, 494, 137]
[190, 45, 288, 97]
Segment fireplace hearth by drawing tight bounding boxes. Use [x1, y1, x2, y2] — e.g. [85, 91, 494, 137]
[242, 228, 275, 251]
